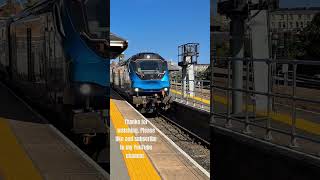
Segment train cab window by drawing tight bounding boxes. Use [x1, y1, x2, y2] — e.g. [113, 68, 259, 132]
[83, 0, 108, 39]
[66, 0, 108, 39]
[133, 60, 167, 73]
[131, 60, 167, 80]
[65, 0, 109, 58]
[66, 0, 88, 32]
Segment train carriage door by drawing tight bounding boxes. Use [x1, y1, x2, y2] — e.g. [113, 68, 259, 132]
[27, 28, 35, 82]
[45, 10, 66, 105]
[125, 63, 130, 89]
[29, 16, 47, 100]
[9, 23, 17, 80]
[111, 68, 115, 87]
[44, 13, 55, 103]
[0, 26, 7, 79]
[118, 69, 121, 88]
[53, 18, 68, 105]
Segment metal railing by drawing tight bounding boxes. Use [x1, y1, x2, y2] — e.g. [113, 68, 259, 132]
[170, 77, 211, 111]
[211, 57, 320, 157]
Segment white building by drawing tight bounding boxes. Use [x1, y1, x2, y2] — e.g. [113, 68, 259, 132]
[270, 8, 319, 32]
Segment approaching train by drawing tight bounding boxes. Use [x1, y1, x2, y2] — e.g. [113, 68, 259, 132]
[0, 0, 127, 135]
[111, 52, 172, 113]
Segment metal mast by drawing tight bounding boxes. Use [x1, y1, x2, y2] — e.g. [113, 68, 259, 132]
[178, 43, 199, 98]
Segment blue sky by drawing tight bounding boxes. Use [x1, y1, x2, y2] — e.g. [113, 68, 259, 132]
[111, 0, 210, 64]
[1, 0, 320, 63]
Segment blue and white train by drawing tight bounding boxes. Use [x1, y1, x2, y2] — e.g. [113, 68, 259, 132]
[0, 0, 127, 134]
[111, 52, 172, 113]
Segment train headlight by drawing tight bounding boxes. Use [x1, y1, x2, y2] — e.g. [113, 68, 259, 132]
[134, 88, 139, 92]
[80, 84, 91, 95]
[164, 88, 168, 92]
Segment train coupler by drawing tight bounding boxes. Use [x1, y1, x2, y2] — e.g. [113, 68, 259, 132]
[82, 133, 97, 145]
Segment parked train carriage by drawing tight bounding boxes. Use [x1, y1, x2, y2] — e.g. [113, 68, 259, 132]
[111, 52, 172, 113]
[0, 18, 9, 79]
[0, 0, 128, 135]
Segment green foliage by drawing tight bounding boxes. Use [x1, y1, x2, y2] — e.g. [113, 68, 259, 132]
[196, 71, 208, 80]
[303, 13, 320, 59]
[196, 66, 211, 80]
[287, 35, 305, 59]
[296, 13, 320, 59]
[170, 72, 182, 81]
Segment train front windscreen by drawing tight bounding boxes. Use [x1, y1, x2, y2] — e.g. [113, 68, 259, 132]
[131, 60, 167, 80]
[66, 0, 109, 58]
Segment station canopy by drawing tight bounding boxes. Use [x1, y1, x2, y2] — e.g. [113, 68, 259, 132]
[110, 33, 128, 59]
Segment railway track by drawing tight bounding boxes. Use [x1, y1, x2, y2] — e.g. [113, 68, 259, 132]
[148, 114, 210, 172]
[157, 112, 210, 148]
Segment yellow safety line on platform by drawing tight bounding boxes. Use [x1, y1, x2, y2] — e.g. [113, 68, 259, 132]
[110, 100, 161, 180]
[0, 118, 43, 180]
[171, 89, 320, 136]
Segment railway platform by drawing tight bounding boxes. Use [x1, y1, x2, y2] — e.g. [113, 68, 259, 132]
[0, 82, 108, 180]
[170, 83, 320, 159]
[110, 89, 210, 180]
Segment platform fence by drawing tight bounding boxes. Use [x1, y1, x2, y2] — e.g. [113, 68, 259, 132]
[170, 78, 211, 111]
[210, 57, 320, 158]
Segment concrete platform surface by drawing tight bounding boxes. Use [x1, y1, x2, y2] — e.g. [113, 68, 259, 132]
[0, 83, 108, 180]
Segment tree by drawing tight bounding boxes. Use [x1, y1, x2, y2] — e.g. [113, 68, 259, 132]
[298, 12, 320, 59]
[292, 13, 320, 76]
